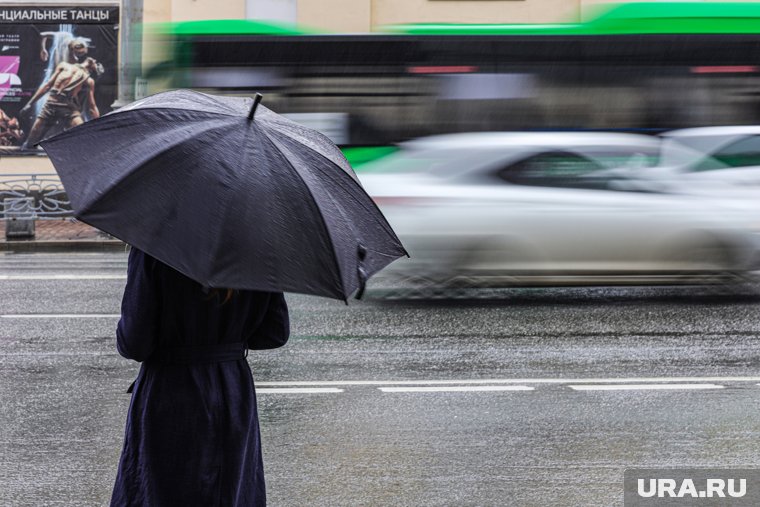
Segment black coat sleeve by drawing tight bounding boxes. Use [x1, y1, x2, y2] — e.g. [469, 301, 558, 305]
[116, 248, 161, 362]
[247, 292, 290, 350]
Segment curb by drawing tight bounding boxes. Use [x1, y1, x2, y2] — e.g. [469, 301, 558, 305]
[0, 240, 126, 253]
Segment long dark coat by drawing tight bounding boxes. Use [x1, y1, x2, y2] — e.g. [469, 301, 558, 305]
[110, 248, 289, 507]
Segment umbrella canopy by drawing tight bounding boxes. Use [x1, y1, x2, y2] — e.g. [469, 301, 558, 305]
[40, 90, 407, 299]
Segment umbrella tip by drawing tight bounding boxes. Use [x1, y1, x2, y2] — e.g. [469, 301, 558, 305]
[248, 93, 263, 121]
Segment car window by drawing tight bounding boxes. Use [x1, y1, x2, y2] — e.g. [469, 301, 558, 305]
[692, 135, 760, 172]
[496, 151, 605, 188]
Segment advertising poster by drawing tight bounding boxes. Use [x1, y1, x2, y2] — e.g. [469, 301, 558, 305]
[0, 5, 118, 154]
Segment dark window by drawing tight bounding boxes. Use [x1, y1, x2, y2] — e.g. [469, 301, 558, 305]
[495, 151, 605, 188]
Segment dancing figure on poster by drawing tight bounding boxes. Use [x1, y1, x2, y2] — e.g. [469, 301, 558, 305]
[20, 58, 102, 148]
[40, 31, 91, 65]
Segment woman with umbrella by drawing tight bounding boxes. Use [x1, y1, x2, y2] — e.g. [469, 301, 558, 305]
[40, 90, 406, 506]
[109, 247, 289, 505]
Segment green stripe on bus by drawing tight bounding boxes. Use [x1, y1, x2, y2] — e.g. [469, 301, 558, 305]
[153, 3, 760, 38]
[381, 2, 760, 36]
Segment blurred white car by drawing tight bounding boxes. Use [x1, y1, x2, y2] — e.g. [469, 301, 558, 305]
[360, 132, 660, 182]
[359, 133, 760, 289]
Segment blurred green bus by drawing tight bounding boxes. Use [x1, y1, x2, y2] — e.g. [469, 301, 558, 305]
[145, 3, 760, 166]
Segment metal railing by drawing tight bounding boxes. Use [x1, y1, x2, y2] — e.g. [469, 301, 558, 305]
[0, 173, 73, 219]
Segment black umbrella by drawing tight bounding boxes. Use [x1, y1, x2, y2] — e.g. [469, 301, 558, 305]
[40, 90, 407, 300]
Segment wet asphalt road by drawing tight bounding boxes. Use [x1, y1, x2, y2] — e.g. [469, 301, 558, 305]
[1, 252, 760, 506]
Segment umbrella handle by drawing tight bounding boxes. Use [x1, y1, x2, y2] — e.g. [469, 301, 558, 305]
[248, 93, 263, 121]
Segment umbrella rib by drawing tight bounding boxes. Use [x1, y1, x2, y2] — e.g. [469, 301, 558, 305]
[257, 129, 347, 298]
[263, 128, 404, 251]
[69, 118, 233, 217]
[110, 105, 241, 118]
[264, 122, 356, 179]
[312, 163, 406, 256]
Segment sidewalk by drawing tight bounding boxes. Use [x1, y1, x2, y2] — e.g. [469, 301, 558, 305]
[0, 219, 125, 252]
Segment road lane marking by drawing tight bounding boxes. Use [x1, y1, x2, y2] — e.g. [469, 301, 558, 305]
[1, 314, 121, 318]
[378, 386, 533, 393]
[257, 388, 344, 394]
[256, 377, 760, 387]
[0, 275, 126, 280]
[569, 383, 725, 391]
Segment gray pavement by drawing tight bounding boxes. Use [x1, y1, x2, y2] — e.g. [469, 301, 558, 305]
[2, 252, 760, 506]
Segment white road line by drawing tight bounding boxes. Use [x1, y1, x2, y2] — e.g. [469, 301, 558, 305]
[256, 388, 344, 394]
[0, 275, 126, 280]
[379, 386, 534, 393]
[255, 377, 760, 387]
[569, 383, 725, 391]
[1, 314, 120, 318]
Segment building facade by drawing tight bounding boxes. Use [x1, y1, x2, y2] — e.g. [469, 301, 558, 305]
[144, 0, 687, 31]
